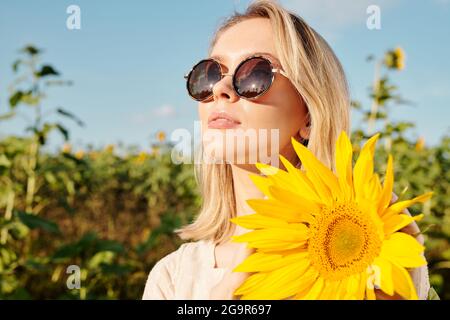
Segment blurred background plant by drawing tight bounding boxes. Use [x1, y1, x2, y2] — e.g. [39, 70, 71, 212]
[0, 45, 448, 299]
[351, 47, 449, 298]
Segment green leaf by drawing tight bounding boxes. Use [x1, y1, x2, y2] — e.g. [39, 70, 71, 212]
[0, 154, 11, 168]
[76, 232, 98, 250]
[12, 59, 21, 72]
[0, 111, 16, 121]
[95, 240, 124, 253]
[428, 287, 441, 300]
[0, 247, 17, 266]
[56, 108, 85, 126]
[16, 210, 61, 235]
[25, 258, 50, 272]
[20, 91, 40, 105]
[51, 232, 99, 260]
[9, 91, 23, 108]
[7, 221, 30, 239]
[36, 123, 54, 145]
[6, 288, 32, 300]
[87, 251, 115, 269]
[21, 45, 40, 56]
[101, 263, 132, 275]
[350, 100, 362, 110]
[35, 122, 69, 145]
[52, 243, 81, 260]
[55, 123, 69, 141]
[35, 65, 59, 77]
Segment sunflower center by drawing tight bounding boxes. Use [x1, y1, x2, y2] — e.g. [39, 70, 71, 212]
[308, 202, 382, 281]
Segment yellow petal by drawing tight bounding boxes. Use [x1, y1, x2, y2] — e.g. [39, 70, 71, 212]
[234, 272, 269, 296]
[233, 251, 308, 273]
[358, 198, 385, 240]
[335, 277, 349, 299]
[248, 174, 273, 198]
[239, 259, 310, 300]
[246, 198, 307, 223]
[372, 257, 394, 296]
[365, 173, 382, 201]
[366, 285, 376, 300]
[231, 225, 309, 252]
[255, 162, 298, 192]
[302, 276, 325, 300]
[335, 131, 354, 202]
[268, 185, 318, 223]
[257, 246, 308, 256]
[378, 155, 394, 213]
[230, 214, 289, 230]
[357, 272, 368, 299]
[291, 137, 341, 203]
[279, 155, 321, 202]
[390, 261, 418, 299]
[292, 267, 319, 299]
[318, 280, 341, 300]
[365, 265, 377, 300]
[382, 213, 424, 235]
[380, 232, 426, 268]
[382, 192, 433, 219]
[344, 273, 364, 300]
[353, 133, 380, 201]
[255, 162, 283, 176]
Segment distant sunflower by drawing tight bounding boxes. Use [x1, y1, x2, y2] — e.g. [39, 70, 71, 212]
[231, 131, 432, 300]
[384, 47, 405, 70]
[393, 47, 405, 70]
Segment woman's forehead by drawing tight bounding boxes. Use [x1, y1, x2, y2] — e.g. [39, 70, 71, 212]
[209, 51, 281, 67]
[210, 18, 276, 63]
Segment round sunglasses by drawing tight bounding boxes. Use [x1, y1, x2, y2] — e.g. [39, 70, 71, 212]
[184, 55, 289, 102]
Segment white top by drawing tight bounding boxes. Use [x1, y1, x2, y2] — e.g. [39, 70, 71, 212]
[142, 239, 234, 299]
[142, 238, 431, 300]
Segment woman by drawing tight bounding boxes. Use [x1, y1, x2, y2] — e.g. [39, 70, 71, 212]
[142, 0, 431, 300]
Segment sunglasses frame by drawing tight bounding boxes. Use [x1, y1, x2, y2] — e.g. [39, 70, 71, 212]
[184, 54, 289, 102]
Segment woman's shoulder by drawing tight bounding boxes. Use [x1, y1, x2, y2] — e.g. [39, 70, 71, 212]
[142, 239, 213, 299]
[157, 239, 213, 270]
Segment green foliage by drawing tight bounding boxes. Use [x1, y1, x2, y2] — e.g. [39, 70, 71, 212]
[351, 48, 450, 299]
[0, 44, 448, 299]
[0, 133, 199, 299]
[0, 45, 200, 299]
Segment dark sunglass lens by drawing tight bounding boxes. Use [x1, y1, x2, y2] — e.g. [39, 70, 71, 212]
[234, 58, 273, 98]
[187, 60, 221, 101]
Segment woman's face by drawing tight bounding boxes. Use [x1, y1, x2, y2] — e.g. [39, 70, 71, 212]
[198, 18, 309, 170]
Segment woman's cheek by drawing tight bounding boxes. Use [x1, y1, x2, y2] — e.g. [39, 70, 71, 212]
[197, 104, 208, 125]
[239, 119, 278, 164]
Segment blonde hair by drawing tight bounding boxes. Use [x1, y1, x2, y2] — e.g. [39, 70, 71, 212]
[175, 0, 350, 245]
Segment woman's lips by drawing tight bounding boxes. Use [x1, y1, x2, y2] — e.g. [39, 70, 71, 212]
[207, 111, 241, 129]
[208, 118, 241, 129]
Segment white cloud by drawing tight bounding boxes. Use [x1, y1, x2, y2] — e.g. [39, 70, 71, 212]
[152, 104, 176, 117]
[130, 104, 176, 124]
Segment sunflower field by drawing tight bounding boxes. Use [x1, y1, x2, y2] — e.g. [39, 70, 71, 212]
[0, 45, 448, 299]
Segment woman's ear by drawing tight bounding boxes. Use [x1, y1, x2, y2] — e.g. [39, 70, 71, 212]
[299, 119, 311, 141]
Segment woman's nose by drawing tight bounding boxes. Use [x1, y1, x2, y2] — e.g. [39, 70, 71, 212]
[212, 74, 239, 102]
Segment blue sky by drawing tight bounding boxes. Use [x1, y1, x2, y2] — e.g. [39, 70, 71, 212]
[0, 0, 449, 152]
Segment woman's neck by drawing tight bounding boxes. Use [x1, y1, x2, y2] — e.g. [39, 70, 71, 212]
[230, 164, 266, 237]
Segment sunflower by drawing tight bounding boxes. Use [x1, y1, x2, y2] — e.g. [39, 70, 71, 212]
[230, 131, 432, 300]
[384, 47, 405, 70]
[394, 47, 405, 70]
